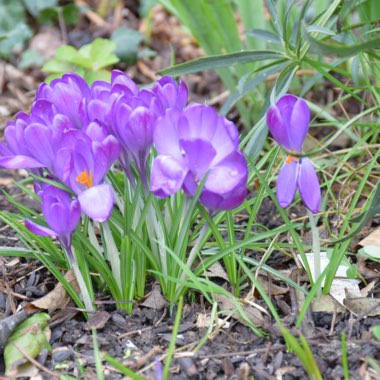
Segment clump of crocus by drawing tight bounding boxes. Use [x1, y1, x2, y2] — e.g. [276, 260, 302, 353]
[266, 94, 321, 213]
[150, 104, 248, 210]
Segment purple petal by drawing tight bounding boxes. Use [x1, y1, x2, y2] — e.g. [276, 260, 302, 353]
[150, 155, 187, 198]
[78, 183, 114, 222]
[180, 104, 218, 141]
[25, 219, 56, 237]
[204, 152, 248, 194]
[153, 109, 182, 158]
[276, 159, 298, 208]
[288, 97, 310, 152]
[179, 138, 216, 177]
[266, 105, 291, 150]
[0, 155, 44, 169]
[298, 157, 321, 213]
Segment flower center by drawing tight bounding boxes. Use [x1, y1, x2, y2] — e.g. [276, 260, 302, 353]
[285, 155, 299, 164]
[76, 170, 93, 188]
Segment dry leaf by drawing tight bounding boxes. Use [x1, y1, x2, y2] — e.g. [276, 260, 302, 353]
[356, 228, 380, 249]
[312, 294, 346, 313]
[141, 284, 167, 311]
[84, 311, 110, 330]
[343, 297, 380, 316]
[29, 270, 79, 313]
[215, 294, 264, 327]
[258, 276, 288, 296]
[203, 262, 229, 281]
[196, 313, 230, 329]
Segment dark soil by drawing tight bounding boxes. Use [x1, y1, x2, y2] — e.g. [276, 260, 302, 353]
[1, 3, 380, 379]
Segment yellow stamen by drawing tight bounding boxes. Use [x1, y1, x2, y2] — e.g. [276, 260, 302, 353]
[285, 155, 299, 164]
[76, 170, 93, 188]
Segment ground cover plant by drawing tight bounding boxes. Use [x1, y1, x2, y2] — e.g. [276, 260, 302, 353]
[0, 0, 379, 379]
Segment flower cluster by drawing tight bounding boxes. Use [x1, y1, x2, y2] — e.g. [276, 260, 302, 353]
[0, 71, 248, 242]
[266, 94, 321, 213]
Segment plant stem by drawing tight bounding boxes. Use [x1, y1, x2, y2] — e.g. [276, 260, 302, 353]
[307, 209, 321, 294]
[65, 244, 94, 312]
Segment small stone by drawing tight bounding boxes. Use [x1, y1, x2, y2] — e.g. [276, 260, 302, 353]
[53, 347, 72, 363]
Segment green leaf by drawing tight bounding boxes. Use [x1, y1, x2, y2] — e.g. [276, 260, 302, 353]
[111, 27, 144, 64]
[4, 313, 51, 375]
[246, 29, 281, 44]
[372, 326, 380, 341]
[88, 38, 119, 70]
[305, 30, 380, 58]
[21, 0, 57, 17]
[56, 45, 92, 68]
[19, 48, 46, 69]
[0, 0, 32, 58]
[358, 246, 380, 262]
[160, 50, 285, 76]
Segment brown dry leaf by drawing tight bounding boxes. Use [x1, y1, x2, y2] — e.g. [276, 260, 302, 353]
[343, 297, 380, 316]
[196, 313, 230, 329]
[356, 228, 380, 249]
[141, 284, 168, 311]
[29, 27, 62, 60]
[215, 294, 264, 327]
[203, 262, 229, 281]
[312, 294, 346, 313]
[84, 311, 110, 330]
[258, 276, 288, 296]
[29, 270, 79, 313]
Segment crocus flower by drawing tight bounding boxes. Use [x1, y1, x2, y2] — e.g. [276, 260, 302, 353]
[112, 94, 156, 183]
[266, 94, 321, 213]
[0, 101, 73, 171]
[150, 76, 188, 116]
[36, 73, 91, 129]
[150, 104, 248, 210]
[25, 184, 81, 251]
[83, 70, 140, 129]
[53, 128, 120, 222]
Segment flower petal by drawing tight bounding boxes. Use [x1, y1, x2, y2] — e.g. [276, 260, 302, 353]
[179, 138, 216, 178]
[298, 157, 321, 213]
[150, 155, 187, 198]
[25, 219, 56, 237]
[0, 155, 44, 169]
[276, 159, 298, 208]
[266, 104, 291, 150]
[289, 97, 310, 152]
[78, 183, 114, 222]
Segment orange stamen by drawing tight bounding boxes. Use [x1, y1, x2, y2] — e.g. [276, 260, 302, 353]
[285, 155, 299, 164]
[76, 170, 93, 188]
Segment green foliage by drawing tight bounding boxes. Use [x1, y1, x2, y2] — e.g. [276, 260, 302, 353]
[0, 0, 32, 58]
[4, 313, 51, 375]
[42, 38, 120, 84]
[111, 27, 144, 64]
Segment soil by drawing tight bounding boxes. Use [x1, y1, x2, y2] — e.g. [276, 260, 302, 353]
[0, 2, 380, 380]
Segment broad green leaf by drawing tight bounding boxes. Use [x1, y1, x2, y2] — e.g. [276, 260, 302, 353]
[160, 50, 285, 76]
[19, 48, 46, 69]
[56, 45, 92, 68]
[4, 313, 51, 375]
[42, 57, 75, 74]
[88, 38, 119, 70]
[358, 246, 380, 262]
[111, 27, 144, 64]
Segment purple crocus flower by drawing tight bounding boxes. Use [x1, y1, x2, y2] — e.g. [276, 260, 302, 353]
[266, 94, 321, 213]
[36, 73, 91, 128]
[150, 104, 248, 210]
[83, 70, 139, 129]
[0, 100, 73, 171]
[25, 184, 81, 252]
[53, 128, 120, 222]
[151, 76, 188, 116]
